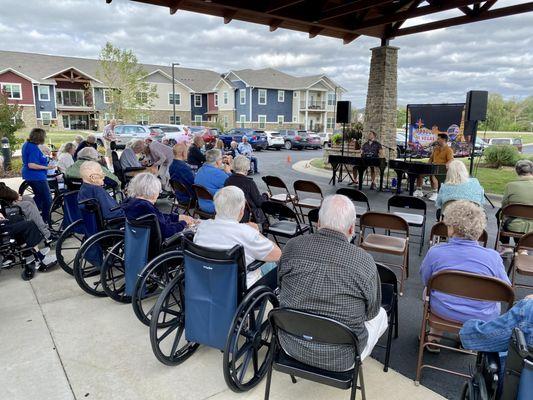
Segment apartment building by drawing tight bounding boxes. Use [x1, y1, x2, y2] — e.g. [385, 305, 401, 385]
[0, 50, 345, 132]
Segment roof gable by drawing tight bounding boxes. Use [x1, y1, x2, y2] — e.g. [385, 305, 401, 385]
[0, 68, 37, 83]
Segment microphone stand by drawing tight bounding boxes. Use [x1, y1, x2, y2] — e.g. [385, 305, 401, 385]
[381, 143, 395, 191]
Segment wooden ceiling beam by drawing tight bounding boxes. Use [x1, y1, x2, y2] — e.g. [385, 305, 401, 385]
[169, 0, 185, 15]
[308, 27, 323, 38]
[319, 0, 394, 22]
[394, 1, 533, 36]
[479, 0, 498, 13]
[265, 0, 305, 14]
[223, 9, 237, 23]
[269, 18, 283, 31]
[343, 33, 360, 45]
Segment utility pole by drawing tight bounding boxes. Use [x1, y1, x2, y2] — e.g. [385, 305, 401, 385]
[171, 62, 180, 123]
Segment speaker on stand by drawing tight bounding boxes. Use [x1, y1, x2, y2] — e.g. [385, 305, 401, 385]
[335, 101, 351, 182]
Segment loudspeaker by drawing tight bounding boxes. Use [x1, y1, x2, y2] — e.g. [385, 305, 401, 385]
[465, 90, 488, 121]
[336, 101, 351, 124]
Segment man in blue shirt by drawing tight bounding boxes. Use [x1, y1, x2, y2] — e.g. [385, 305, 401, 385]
[237, 136, 258, 174]
[194, 149, 231, 213]
[169, 142, 195, 203]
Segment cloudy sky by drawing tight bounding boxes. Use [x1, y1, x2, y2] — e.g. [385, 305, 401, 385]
[1, 0, 532, 107]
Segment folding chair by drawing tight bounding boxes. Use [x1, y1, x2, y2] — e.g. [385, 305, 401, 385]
[307, 208, 319, 233]
[375, 263, 399, 372]
[261, 176, 296, 208]
[293, 180, 323, 220]
[112, 150, 144, 189]
[265, 308, 366, 400]
[510, 231, 533, 290]
[495, 204, 533, 250]
[170, 179, 194, 216]
[387, 195, 426, 256]
[335, 188, 370, 221]
[429, 221, 488, 247]
[359, 212, 409, 295]
[261, 201, 309, 246]
[192, 184, 215, 219]
[415, 270, 514, 385]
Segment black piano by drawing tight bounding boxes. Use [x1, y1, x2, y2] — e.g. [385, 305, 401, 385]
[328, 155, 387, 191]
[389, 159, 447, 195]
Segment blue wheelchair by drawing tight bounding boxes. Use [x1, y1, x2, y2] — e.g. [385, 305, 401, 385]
[149, 238, 279, 392]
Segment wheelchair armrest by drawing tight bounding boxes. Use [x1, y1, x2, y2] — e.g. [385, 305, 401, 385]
[124, 167, 146, 173]
[162, 232, 184, 249]
[105, 217, 125, 229]
[247, 260, 264, 272]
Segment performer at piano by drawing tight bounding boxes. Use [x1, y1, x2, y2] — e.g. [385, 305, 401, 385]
[361, 130, 383, 190]
[414, 133, 454, 201]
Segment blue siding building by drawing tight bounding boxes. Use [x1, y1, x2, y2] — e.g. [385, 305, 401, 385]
[191, 93, 207, 122]
[251, 88, 292, 122]
[33, 85, 56, 118]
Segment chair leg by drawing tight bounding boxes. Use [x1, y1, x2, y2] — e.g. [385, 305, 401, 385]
[290, 375, 297, 384]
[264, 361, 273, 400]
[415, 305, 429, 385]
[394, 299, 399, 339]
[358, 366, 366, 400]
[419, 222, 426, 256]
[383, 312, 393, 372]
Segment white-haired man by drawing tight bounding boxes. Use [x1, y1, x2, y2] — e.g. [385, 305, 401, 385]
[103, 119, 117, 167]
[237, 136, 258, 174]
[194, 186, 281, 287]
[277, 194, 387, 372]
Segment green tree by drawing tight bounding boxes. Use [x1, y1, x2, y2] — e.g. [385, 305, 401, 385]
[0, 90, 24, 144]
[397, 107, 407, 128]
[97, 42, 158, 122]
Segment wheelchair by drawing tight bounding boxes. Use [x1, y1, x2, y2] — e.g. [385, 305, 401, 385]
[461, 328, 532, 400]
[149, 238, 279, 392]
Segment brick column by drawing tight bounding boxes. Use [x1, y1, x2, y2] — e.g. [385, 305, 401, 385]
[363, 45, 399, 157]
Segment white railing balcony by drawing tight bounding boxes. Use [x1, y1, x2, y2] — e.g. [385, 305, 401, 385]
[300, 100, 326, 110]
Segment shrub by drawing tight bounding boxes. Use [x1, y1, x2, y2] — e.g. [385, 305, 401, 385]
[483, 145, 520, 168]
[331, 133, 342, 145]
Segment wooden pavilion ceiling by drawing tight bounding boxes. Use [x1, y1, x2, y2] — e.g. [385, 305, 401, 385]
[117, 0, 533, 44]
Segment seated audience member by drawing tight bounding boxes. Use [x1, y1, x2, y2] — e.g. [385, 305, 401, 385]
[420, 200, 511, 324]
[144, 138, 174, 191]
[215, 138, 225, 151]
[224, 156, 265, 223]
[228, 141, 240, 158]
[77, 161, 124, 220]
[194, 186, 280, 287]
[187, 135, 206, 168]
[277, 194, 387, 371]
[237, 136, 258, 174]
[73, 135, 84, 149]
[436, 159, 485, 210]
[169, 143, 195, 203]
[500, 159, 533, 245]
[194, 149, 231, 214]
[66, 147, 120, 188]
[121, 173, 194, 239]
[0, 182, 54, 244]
[73, 134, 97, 160]
[120, 139, 146, 170]
[57, 142, 76, 173]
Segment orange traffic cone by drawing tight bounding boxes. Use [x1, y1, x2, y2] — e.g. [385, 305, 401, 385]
[286, 155, 292, 164]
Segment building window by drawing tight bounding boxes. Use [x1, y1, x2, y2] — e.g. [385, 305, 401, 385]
[168, 93, 181, 105]
[327, 117, 334, 129]
[194, 115, 202, 125]
[293, 116, 297, 123]
[223, 91, 229, 105]
[239, 89, 245, 105]
[137, 114, 149, 125]
[223, 115, 229, 129]
[258, 115, 266, 129]
[194, 94, 202, 107]
[214, 93, 218, 107]
[41, 111, 52, 126]
[239, 114, 246, 128]
[258, 89, 267, 105]
[169, 115, 181, 124]
[103, 89, 112, 104]
[1, 83, 22, 100]
[278, 90, 285, 102]
[136, 92, 148, 103]
[38, 86, 50, 101]
[293, 92, 298, 98]
[11, 110, 23, 125]
[277, 115, 284, 125]
[56, 90, 84, 107]
[327, 92, 336, 106]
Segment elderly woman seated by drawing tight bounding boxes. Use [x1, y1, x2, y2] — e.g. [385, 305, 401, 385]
[66, 147, 120, 188]
[420, 200, 510, 325]
[435, 159, 484, 212]
[77, 161, 124, 220]
[194, 186, 281, 287]
[57, 142, 76, 173]
[224, 155, 266, 223]
[121, 172, 194, 239]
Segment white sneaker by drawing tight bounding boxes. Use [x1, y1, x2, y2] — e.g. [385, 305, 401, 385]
[413, 189, 424, 198]
[39, 247, 50, 257]
[41, 254, 57, 266]
[428, 192, 438, 202]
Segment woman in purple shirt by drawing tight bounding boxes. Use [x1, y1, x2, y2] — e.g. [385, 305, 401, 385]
[420, 200, 511, 323]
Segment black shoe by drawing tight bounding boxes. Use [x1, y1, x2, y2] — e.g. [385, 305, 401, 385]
[44, 233, 59, 246]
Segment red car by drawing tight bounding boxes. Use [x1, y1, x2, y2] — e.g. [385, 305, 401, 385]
[189, 126, 216, 144]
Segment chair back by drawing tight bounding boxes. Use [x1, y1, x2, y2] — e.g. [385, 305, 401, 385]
[517, 232, 533, 250]
[111, 151, 126, 185]
[262, 175, 288, 191]
[124, 214, 162, 297]
[427, 270, 514, 306]
[360, 211, 409, 234]
[182, 238, 247, 350]
[171, 179, 194, 200]
[192, 184, 213, 201]
[293, 180, 323, 197]
[429, 221, 488, 247]
[64, 177, 83, 191]
[388, 195, 426, 214]
[261, 200, 300, 223]
[78, 198, 105, 236]
[501, 204, 533, 220]
[377, 262, 398, 289]
[336, 188, 370, 210]
[307, 208, 320, 233]
[62, 190, 82, 229]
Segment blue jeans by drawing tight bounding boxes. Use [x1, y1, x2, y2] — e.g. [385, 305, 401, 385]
[249, 156, 258, 173]
[27, 180, 52, 224]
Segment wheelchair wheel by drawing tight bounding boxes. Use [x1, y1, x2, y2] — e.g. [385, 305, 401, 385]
[48, 195, 64, 233]
[56, 219, 85, 275]
[73, 230, 124, 297]
[149, 272, 199, 365]
[132, 250, 183, 326]
[100, 240, 130, 303]
[223, 285, 279, 392]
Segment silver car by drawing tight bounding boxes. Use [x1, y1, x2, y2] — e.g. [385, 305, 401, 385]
[96, 124, 164, 149]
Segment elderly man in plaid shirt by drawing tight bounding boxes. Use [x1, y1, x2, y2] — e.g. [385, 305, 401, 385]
[278, 194, 388, 371]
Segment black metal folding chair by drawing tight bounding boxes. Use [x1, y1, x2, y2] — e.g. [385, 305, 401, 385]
[387, 195, 426, 256]
[375, 263, 399, 372]
[261, 201, 309, 246]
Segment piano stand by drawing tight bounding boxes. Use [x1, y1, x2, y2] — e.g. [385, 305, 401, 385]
[356, 166, 386, 191]
[329, 163, 355, 185]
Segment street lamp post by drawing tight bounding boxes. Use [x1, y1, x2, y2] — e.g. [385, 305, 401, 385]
[171, 62, 180, 124]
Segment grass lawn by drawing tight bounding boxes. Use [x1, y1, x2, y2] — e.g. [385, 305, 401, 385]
[481, 131, 533, 145]
[15, 130, 88, 149]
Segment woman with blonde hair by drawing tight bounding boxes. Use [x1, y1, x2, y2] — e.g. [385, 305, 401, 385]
[435, 159, 484, 209]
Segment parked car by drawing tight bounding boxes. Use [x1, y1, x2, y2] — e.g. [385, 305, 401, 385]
[396, 131, 407, 157]
[218, 128, 269, 151]
[189, 126, 216, 145]
[305, 133, 322, 149]
[317, 132, 332, 146]
[265, 131, 284, 150]
[487, 137, 523, 152]
[150, 124, 191, 145]
[95, 124, 164, 149]
[279, 129, 308, 150]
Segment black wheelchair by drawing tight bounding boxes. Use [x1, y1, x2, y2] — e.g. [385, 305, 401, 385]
[461, 328, 532, 400]
[149, 239, 279, 392]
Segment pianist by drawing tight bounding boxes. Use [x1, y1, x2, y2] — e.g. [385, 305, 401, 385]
[414, 133, 454, 201]
[361, 131, 383, 190]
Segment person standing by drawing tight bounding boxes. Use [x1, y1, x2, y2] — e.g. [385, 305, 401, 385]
[238, 136, 258, 174]
[21, 128, 56, 224]
[414, 133, 454, 201]
[103, 119, 117, 167]
[360, 130, 383, 190]
[144, 138, 174, 192]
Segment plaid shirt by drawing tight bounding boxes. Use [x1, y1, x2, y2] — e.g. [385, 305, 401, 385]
[278, 228, 381, 371]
